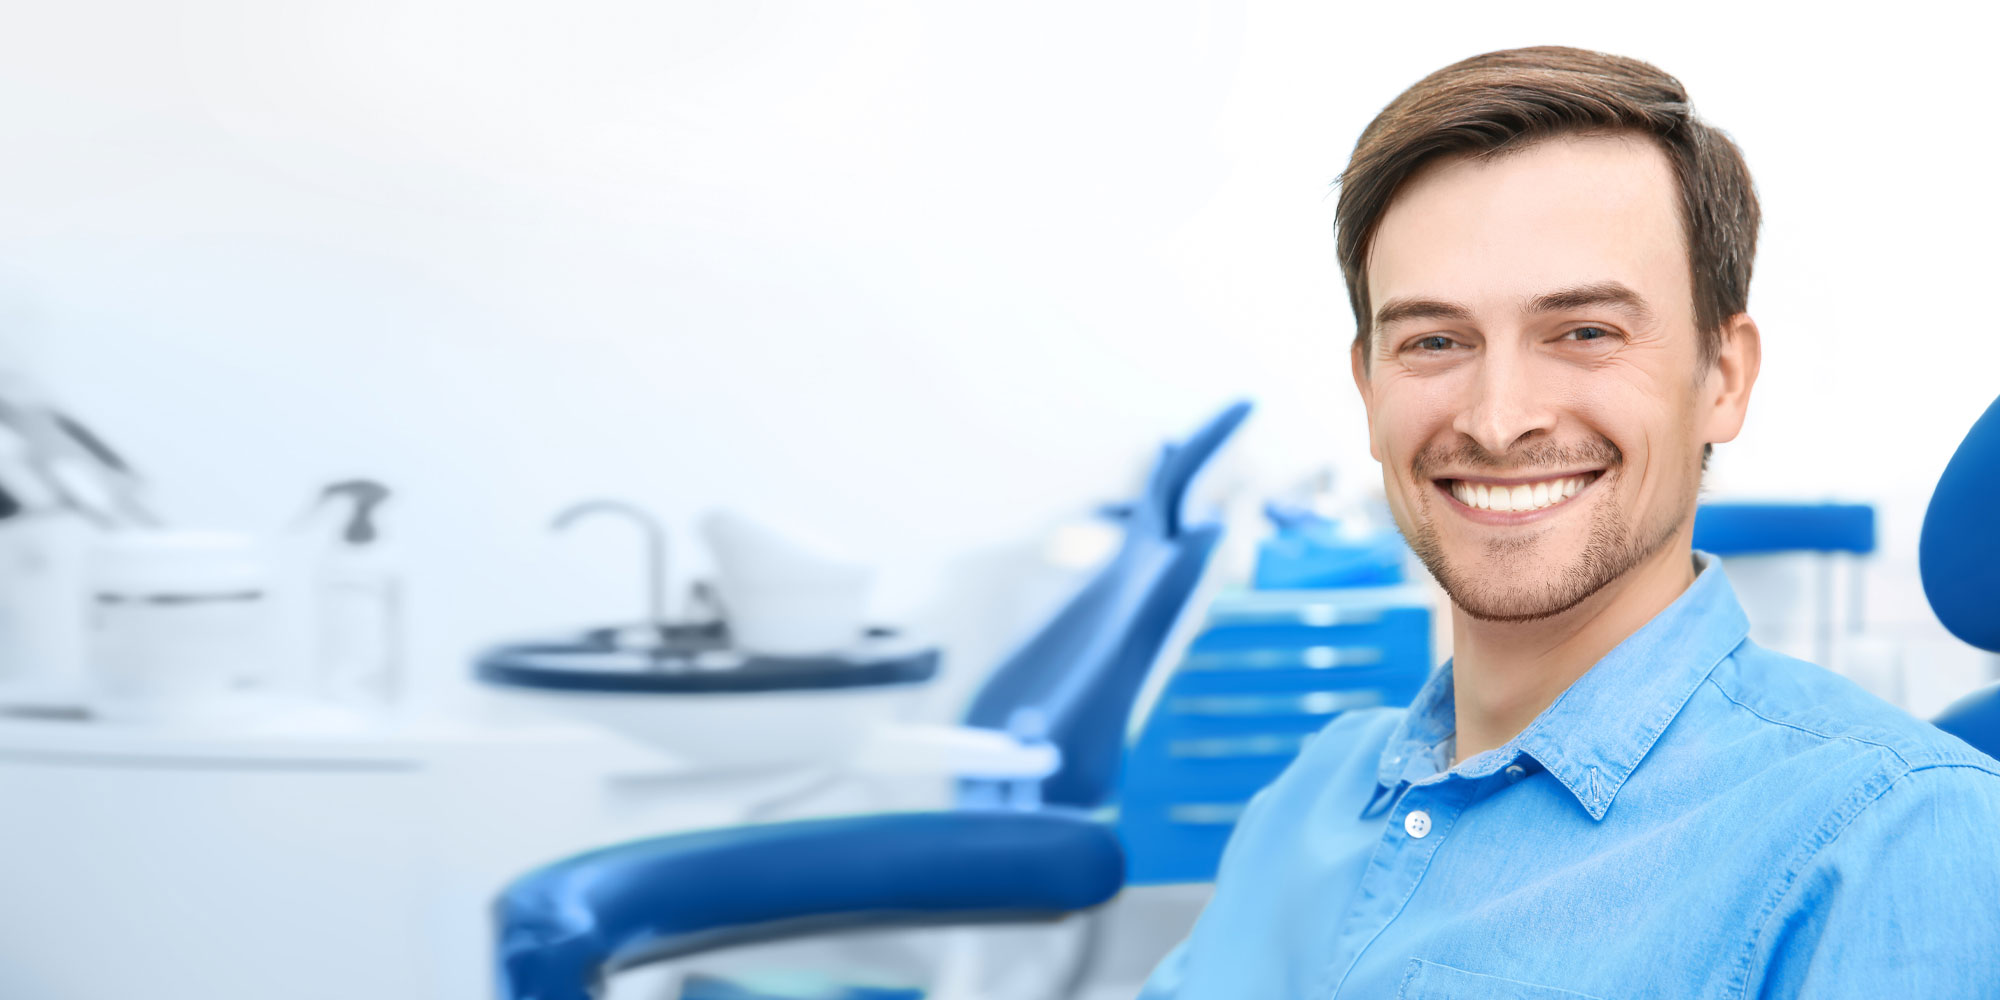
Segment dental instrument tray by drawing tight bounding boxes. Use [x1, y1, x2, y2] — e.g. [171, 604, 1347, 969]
[473, 625, 937, 694]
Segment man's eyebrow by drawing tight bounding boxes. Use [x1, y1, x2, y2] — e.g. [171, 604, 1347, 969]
[1524, 281, 1654, 320]
[1373, 297, 1474, 331]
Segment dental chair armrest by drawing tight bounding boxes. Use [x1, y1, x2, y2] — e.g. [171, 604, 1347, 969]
[848, 723, 1061, 780]
[495, 810, 1124, 1000]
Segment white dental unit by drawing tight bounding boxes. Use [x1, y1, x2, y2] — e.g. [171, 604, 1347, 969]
[0, 392, 971, 1000]
[0, 639, 951, 1000]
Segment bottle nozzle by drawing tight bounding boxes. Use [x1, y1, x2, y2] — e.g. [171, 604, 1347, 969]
[307, 479, 392, 546]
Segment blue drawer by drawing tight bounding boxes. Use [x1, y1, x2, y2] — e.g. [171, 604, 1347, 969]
[1122, 729, 1317, 797]
[1161, 657, 1431, 700]
[1115, 587, 1436, 884]
[1188, 607, 1431, 654]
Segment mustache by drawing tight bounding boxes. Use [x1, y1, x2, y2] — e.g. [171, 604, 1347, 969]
[1411, 438, 1623, 479]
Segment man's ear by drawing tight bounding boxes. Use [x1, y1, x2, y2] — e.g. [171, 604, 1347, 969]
[1700, 314, 1762, 448]
[1350, 338, 1381, 463]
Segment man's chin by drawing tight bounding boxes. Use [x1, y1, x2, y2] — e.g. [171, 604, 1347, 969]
[1412, 531, 1623, 623]
[1411, 518, 1668, 626]
[1439, 572, 1607, 623]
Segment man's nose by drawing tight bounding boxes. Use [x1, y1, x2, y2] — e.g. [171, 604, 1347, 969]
[1451, 347, 1557, 456]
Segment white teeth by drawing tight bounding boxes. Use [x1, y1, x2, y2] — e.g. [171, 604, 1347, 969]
[1448, 473, 1595, 513]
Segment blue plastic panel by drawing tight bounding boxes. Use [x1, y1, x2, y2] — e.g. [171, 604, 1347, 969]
[1691, 502, 1875, 556]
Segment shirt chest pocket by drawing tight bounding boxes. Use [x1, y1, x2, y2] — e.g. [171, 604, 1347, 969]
[1397, 959, 1610, 1000]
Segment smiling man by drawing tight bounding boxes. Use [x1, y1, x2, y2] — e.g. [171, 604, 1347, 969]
[1141, 47, 2000, 999]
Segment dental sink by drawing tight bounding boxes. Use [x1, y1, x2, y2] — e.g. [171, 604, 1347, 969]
[473, 625, 938, 771]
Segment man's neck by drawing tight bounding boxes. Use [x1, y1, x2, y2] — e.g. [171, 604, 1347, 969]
[1448, 541, 1699, 765]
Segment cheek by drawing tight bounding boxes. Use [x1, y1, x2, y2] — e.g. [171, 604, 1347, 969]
[1614, 374, 1700, 458]
[1566, 365, 1671, 444]
[1595, 346, 1702, 423]
[1371, 379, 1458, 459]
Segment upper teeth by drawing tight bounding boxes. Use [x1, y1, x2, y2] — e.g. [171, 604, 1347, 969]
[1449, 475, 1592, 513]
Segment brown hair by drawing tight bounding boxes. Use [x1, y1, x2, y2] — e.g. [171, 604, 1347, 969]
[1337, 46, 1760, 371]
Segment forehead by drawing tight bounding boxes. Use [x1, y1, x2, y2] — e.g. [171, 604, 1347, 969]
[1367, 133, 1690, 323]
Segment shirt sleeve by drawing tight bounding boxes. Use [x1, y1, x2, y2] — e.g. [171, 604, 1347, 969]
[1748, 762, 2000, 998]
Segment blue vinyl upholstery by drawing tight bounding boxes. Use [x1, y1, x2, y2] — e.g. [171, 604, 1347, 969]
[1925, 394, 2000, 757]
[1922, 394, 2000, 654]
[497, 811, 1123, 1000]
[1935, 688, 2000, 759]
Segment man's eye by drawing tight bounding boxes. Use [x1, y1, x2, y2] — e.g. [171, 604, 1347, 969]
[1562, 326, 1615, 342]
[1412, 335, 1456, 352]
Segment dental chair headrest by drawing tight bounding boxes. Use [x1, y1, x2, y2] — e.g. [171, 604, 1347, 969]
[1921, 393, 2000, 653]
[1146, 401, 1252, 537]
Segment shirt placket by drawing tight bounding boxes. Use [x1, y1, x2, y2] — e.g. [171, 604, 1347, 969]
[1321, 775, 1475, 999]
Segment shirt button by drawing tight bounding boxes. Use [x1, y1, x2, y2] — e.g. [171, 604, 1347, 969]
[1404, 809, 1432, 839]
[1504, 764, 1527, 782]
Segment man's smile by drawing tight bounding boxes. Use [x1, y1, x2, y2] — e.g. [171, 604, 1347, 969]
[1431, 469, 1606, 523]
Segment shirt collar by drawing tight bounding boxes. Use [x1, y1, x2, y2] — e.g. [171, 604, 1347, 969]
[1374, 550, 1751, 821]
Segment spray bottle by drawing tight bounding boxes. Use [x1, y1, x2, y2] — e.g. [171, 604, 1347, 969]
[306, 480, 402, 710]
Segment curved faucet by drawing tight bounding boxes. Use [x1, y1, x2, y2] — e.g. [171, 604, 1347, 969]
[550, 499, 669, 644]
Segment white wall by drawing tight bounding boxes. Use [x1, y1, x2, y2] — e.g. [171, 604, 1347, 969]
[2, 0, 1994, 714]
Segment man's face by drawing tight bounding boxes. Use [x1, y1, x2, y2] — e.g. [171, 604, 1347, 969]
[1353, 133, 1708, 622]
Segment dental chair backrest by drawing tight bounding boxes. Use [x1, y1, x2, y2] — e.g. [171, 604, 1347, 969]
[1924, 393, 2000, 757]
[962, 401, 1251, 810]
[1922, 392, 2000, 655]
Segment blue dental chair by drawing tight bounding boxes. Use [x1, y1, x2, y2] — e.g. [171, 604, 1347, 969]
[495, 402, 1252, 1000]
[1926, 393, 2000, 758]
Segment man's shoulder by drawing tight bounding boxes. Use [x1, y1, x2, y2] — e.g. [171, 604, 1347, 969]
[1702, 639, 2000, 781]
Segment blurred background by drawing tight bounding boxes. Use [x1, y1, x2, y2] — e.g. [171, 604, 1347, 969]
[5, 0, 1996, 713]
[2, 2, 1996, 999]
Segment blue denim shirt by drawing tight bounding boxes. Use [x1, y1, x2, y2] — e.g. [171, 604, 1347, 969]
[1141, 552, 2000, 999]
